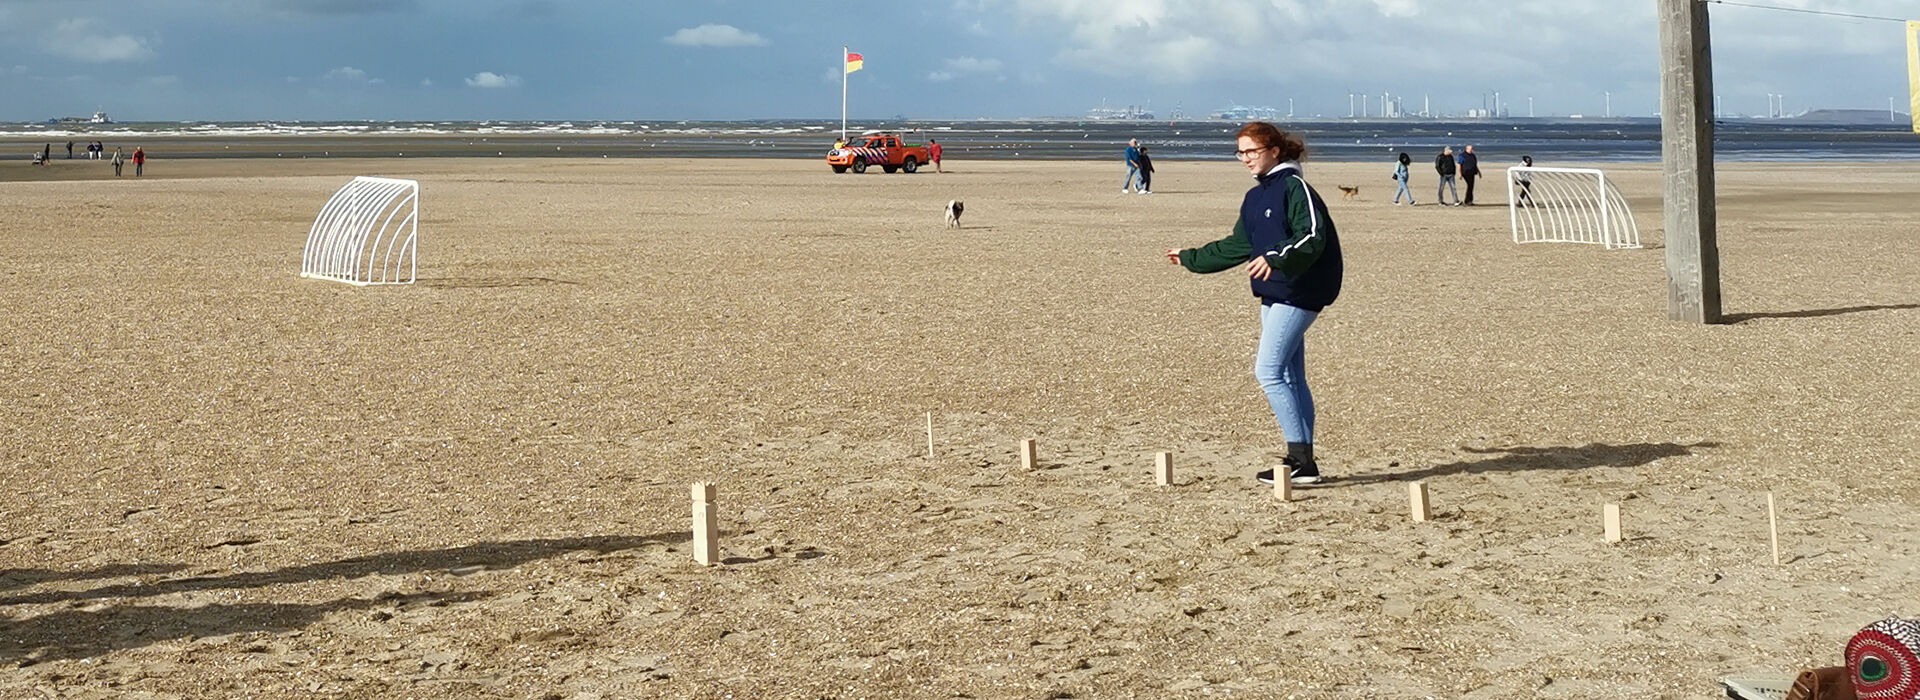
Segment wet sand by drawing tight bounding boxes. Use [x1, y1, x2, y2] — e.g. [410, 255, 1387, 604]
[1, 156, 1917, 697]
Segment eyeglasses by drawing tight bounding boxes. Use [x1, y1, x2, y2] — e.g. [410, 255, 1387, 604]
[1234, 145, 1275, 160]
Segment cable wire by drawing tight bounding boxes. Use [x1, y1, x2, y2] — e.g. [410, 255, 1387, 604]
[1704, 0, 1909, 23]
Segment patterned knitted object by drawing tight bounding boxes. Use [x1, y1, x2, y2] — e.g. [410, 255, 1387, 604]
[1848, 617, 1920, 700]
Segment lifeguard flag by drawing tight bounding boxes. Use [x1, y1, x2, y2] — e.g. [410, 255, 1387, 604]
[845, 51, 864, 74]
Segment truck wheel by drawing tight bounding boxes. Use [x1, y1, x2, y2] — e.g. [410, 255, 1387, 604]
[902, 157, 918, 173]
[851, 158, 868, 174]
[831, 165, 848, 173]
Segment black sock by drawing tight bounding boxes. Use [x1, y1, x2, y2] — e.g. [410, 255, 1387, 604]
[1286, 442, 1314, 466]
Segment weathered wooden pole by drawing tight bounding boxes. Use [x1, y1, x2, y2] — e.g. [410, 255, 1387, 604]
[1658, 0, 1723, 323]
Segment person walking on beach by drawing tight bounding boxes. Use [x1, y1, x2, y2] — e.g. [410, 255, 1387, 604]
[1392, 152, 1415, 205]
[132, 146, 145, 176]
[1459, 145, 1482, 205]
[66, 141, 74, 159]
[1123, 138, 1144, 193]
[929, 138, 943, 173]
[1136, 146, 1155, 194]
[111, 146, 124, 176]
[1163, 122, 1343, 486]
[1514, 155, 1535, 204]
[1434, 147, 1459, 205]
[41, 143, 51, 165]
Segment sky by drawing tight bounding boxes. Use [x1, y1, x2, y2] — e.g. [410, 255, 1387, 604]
[0, 0, 1912, 121]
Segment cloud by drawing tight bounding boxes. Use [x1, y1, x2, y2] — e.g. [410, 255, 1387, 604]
[927, 56, 1003, 82]
[964, 0, 1658, 99]
[663, 24, 767, 48]
[44, 18, 153, 62]
[264, 0, 413, 15]
[420, 77, 433, 87]
[465, 71, 521, 88]
[323, 66, 382, 84]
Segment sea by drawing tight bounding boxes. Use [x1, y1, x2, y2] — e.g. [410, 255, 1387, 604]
[5, 118, 1918, 162]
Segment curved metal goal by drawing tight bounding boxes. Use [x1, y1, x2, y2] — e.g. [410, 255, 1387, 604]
[1506, 166, 1641, 250]
[301, 176, 419, 285]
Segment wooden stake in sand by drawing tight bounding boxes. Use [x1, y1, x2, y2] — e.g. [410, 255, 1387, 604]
[1154, 452, 1173, 486]
[1767, 491, 1781, 566]
[1020, 439, 1037, 470]
[692, 482, 718, 566]
[1604, 503, 1623, 543]
[1273, 468, 1292, 502]
[1409, 482, 1431, 522]
[926, 412, 934, 458]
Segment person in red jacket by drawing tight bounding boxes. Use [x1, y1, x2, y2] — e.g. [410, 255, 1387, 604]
[928, 138, 943, 173]
[132, 146, 146, 176]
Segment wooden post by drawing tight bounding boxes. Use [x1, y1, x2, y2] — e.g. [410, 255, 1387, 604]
[1604, 503, 1623, 543]
[1767, 492, 1781, 566]
[692, 482, 718, 566]
[1019, 439, 1037, 470]
[1273, 468, 1292, 502]
[1658, 0, 1723, 323]
[1154, 452, 1173, 486]
[926, 412, 934, 458]
[1409, 482, 1430, 522]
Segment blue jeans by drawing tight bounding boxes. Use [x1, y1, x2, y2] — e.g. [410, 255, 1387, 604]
[1255, 302, 1317, 445]
[1124, 165, 1142, 191]
[1394, 178, 1413, 203]
[1438, 175, 1458, 204]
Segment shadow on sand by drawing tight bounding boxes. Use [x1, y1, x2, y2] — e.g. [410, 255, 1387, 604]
[1723, 303, 1918, 323]
[416, 276, 582, 289]
[1, 591, 484, 664]
[1343, 441, 1719, 485]
[0, 563, 188, 593]
[0, 533, 682, 608]
[0, 533, 685, 662]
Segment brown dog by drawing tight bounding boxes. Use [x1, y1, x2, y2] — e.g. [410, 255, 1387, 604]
[1336, 185, 1359, 200]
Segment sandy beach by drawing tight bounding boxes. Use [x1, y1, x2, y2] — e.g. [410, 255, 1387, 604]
[1, 155, 1917, 698]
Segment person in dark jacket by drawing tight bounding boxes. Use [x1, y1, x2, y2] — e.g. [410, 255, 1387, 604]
[1136, 146, 1155, 194]
[1434, 147, 1460, 206]
[1459, 144, 1482, 205]
[1163, 121, 1342, 485]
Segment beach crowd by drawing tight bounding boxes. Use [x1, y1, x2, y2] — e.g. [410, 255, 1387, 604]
[29, 139, 145, 176]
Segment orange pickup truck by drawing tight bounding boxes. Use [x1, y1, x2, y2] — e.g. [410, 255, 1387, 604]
[826, 132, 930, 174]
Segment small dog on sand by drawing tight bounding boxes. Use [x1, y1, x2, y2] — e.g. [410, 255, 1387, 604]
[1337, 186, 1360, 200]
[945, 200, 965, 228]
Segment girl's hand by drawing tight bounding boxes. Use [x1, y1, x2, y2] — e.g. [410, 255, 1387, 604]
[1247, 255, 1273, 280]
[1164, 248, 1182, 264]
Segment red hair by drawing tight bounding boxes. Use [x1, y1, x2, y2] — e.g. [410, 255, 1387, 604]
[1235, 122, 1307, 162]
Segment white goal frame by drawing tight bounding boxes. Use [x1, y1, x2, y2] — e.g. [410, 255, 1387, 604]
[301, 176, 418, 285]
[1506, 166, 1641, 250]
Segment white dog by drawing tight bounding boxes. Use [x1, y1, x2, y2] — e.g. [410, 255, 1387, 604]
[945, 200, 965, 228]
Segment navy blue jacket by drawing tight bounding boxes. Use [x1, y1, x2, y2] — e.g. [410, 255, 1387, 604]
[1177, 162, 1343, 311]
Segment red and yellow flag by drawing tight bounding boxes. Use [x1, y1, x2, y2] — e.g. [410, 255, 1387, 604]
[845, 51, 864, 74]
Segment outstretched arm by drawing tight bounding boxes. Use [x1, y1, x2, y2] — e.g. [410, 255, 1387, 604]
[1167, 218, 1252, 273]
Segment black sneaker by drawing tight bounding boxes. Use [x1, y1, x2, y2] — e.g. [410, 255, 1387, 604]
[1287, 461, 1322, 484]
[1256, 461, 1323, 485]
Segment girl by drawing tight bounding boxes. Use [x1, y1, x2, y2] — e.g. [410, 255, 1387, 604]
[1164, 122, 1344, 485]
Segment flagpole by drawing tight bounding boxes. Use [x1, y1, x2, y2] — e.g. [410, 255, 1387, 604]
[841, 45, 849, 142]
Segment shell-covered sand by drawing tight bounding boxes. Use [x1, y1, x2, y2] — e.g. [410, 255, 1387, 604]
[2, 156, 1917, 698]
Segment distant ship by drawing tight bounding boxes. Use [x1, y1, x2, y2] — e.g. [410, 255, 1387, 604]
[1086, 100, 1155, 120]
[46, 110, 112, 124]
